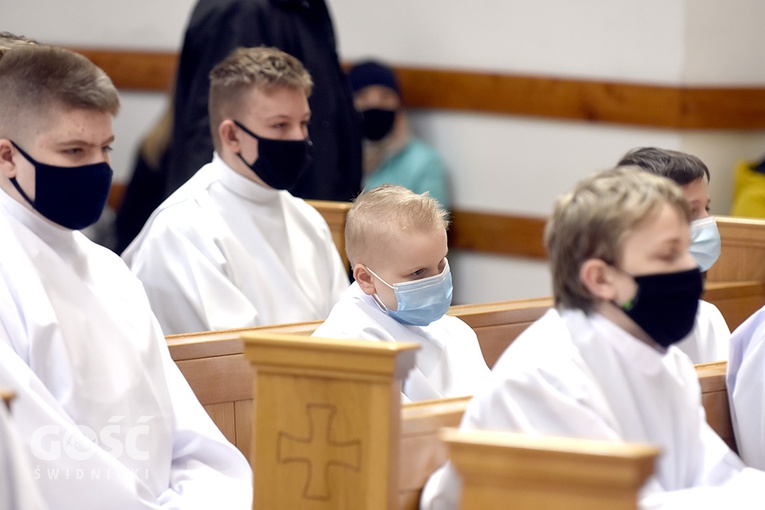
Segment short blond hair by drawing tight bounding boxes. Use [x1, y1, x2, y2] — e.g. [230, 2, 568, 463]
[0, 45, 119, 141]
[346, 184, 449, 267]
[0, 32, 37, 59]
[544, 166, 691, 313]
[208, 46, 313, 152]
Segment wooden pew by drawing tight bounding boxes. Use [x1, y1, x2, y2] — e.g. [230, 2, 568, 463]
[707, 216, 765, 284]
[166, 296, 553, 459]
[168, 295, 739, 464]
[450, 297, 552, 369]
[168, 318, 735, 510]
[442, 428, 659, 510]
[696, 361, 736, 452]
[306, 199, 352, 271]
[704, 280, 765, 332]
[239, 331, 730, 510]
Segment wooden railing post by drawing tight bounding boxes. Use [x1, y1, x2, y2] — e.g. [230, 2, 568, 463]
[242, 332, 418, 510]
[442, 428, 658, 510]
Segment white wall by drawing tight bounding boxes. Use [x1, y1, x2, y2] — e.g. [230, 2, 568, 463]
[5, 0, 765, 304]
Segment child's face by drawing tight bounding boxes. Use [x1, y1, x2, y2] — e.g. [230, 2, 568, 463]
[682, 177, 711, 220]
[610, 202, 696, 305]
[2, 106, 114, 202]
[368, 227, 448, 311]
[231, 86, 310, 184]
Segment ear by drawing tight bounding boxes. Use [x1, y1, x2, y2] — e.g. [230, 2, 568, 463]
[0, 139, 16, 178]
[579, 258, 619, 302]
[353, 264, 377, 296]
[218, 120, 241, 154]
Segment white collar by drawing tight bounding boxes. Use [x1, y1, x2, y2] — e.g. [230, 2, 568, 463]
[210, 152, 285, 205]
[0, 186, 76, 247]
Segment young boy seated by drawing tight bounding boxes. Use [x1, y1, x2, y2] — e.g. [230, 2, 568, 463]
[617, 147, 729, 363]
[123, 46, 349, 334]
[312, 184, 489, 402]
[0, 45, 251, 509]
[422, 167, 765, 509]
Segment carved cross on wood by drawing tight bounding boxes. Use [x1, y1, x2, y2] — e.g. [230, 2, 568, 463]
[278, 403, 362, 500]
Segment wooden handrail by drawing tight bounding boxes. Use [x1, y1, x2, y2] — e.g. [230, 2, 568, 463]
[71, 48, 765, 130]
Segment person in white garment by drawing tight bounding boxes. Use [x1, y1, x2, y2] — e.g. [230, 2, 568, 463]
[122, 46, 349, 335]
[617, 147, 729, 363]
[421, 167, 765, 510]
[728, 306, 765, 471]
[312, 184, 489, 402]
[0, 45, 252, 509]
[0, 396, 46, 510]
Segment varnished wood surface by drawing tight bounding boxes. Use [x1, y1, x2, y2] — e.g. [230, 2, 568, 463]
[169, 302, 736, 508]
[443, 428, 658, 510]
[70, 48, 765, 129]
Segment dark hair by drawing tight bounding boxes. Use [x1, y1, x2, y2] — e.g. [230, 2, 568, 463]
[617, 147, 710, 185]
[347, 60, 401, 96]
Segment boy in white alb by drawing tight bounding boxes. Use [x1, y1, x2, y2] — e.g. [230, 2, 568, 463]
[313, 184, 489, 401]
[617, 147, 729, 363]
[123, 46, 349, 334]
[422, 168, 765, 509]
[0, 45, 251, 509]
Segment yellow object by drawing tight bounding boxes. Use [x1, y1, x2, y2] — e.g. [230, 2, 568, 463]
[731, 160, 765, 218]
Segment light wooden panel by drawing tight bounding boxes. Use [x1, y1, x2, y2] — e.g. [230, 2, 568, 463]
[448, 210, 548, 259]
[707, 216, 765, 283]
[68, 48, 765, 129]
[398, 397, 470, 510]
[203, 401, 236, 446]
[443, 428, 658, 510]
[703, 281, 765, 331]
[243, 332, 418, 510]
[306, 199, 352, 270]
[695, 361, 736, 452]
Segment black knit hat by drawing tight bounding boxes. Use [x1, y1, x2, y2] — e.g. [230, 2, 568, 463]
[347, 60, 400, 95]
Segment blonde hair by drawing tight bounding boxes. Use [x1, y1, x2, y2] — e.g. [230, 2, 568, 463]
[0, 45, 119, 141]
[346, 184, 449, 267]
[0, 32, 37, 59]
[544, 166, 691, 313]
[208, 46, 313, 152]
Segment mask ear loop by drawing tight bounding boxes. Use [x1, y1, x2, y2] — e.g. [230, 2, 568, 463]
[365, 266, 396, 312]
[8, 141, 36, 207]
[602, 259, 639, 312]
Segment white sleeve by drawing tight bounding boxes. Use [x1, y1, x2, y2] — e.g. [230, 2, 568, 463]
[153, 323, 253, 509]
[126, 219, 259, 335]
[0, 399, 47, 510]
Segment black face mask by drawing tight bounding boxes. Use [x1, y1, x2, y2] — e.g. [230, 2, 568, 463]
[234, 120, 312, 190]
[618, 267, 703, 348]
[361, 108, 396, 141]
[9, 141, 113, 230]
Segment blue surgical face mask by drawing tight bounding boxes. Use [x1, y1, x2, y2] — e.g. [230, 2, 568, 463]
[367, 259, 453, 326]
[689, 217, 721, 272]
[9, 141, 113, 230]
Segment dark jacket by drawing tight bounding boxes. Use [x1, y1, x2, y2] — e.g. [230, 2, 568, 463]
[166, 0, 362, 200]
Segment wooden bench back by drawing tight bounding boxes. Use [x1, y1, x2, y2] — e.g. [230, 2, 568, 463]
[306, 199, 352, 270]
[443, 428, 658, 510]
[168, 319, 734, 510]
[707, 216, 765, 283]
